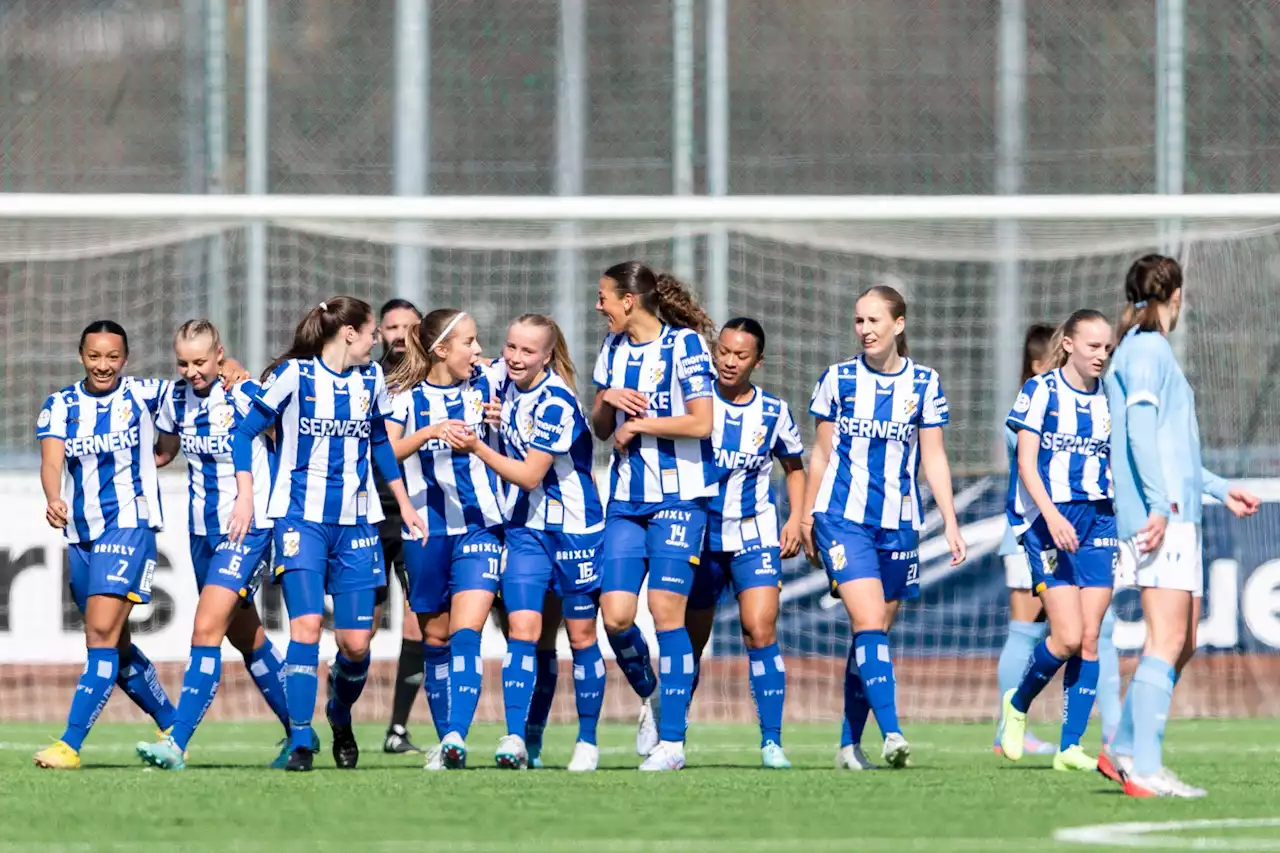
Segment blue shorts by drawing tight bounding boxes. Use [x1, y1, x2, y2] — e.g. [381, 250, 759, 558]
[68, 526, 158, 610]
[1024, 500, 1118, 593]
[403, 527, 503, 615]
[813, 512, 920, 602]
[600, 500, 708, 597]
[504, 527, 602, 620]
[689, 545, 782, 610]
[189, 528, 273, 601]
[273, 518, 385, 595]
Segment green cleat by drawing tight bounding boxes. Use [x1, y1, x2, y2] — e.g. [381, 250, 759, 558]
[1053, 744, 1098, 772]
[997, 688, 1027, 762]
[761, 741, 791, 769]
[270, 729, 321, 769]
[136, 736, 186, 771]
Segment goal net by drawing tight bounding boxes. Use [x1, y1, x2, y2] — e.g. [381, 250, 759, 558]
[2, 195, 1278, 730]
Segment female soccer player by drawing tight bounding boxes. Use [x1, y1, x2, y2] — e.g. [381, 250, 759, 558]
[447, 313, 607, 772]
[801, 284, 966, 770]
[384, 308, 506, 770]
[592, 260, 717, 772]
[34, 321, 180, 769]
[230, 297, 426, 772]
[1098, 255, 1259, 797]
[997, 309, 1116, 771]
[133, 319, 311, 770]
[685, 317, 806, 770]
[992, 322, 1057, 757]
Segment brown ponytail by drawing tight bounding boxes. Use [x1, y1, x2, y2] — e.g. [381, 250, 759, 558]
[262, 296, 372, 381]
[511, 313, 577, 388]
[386, 307, 466, 393]
[1116, 254, 1182, 343]
[857, 284, 909, 357]
[602, 260, 717, 340]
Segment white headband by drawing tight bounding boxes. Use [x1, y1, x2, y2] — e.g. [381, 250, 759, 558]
[430, 312, 467, 352]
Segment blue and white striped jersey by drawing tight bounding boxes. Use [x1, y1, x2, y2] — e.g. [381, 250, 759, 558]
[36, 377, 168, 543]
[808, 355, 948, 531]
[253, 358, 390, 526]
[496, 366, 604, 535]
[157, 380, 274, 536]
[592, 326, 717, 505]
[1006, 368, 1112, 534]
[389, 362, 505, 537]
[702, 386, 805, 552]
[1105, 328, 1211, 540]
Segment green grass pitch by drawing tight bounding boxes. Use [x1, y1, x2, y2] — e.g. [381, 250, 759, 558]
[0, 719, 1277, 852]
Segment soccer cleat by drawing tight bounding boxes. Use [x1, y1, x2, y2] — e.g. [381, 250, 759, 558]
[1096, 750, 1129, 785]
[157, 728, 190, 761]
[1052, 745, 1097, 772]
[284, 746, 313, 772]
[270, 730, 321, 769]
[494, 734, 529, 770]
[327, 703, 359, 769]
[997, 688, 1027, 761]
[136, 736, 186, 771]
[881, 732, 911, 769]
[993, 729, 1054, 757]
[636, 695, 660, 756]
[638, 740, 685, 772]
[1124, 768, 1206, 799]
[567, 741, 599, 772]
[440, 731, 468, 769]
[836, 744, 877, 770]
[761, 741, 791, 769]
[33, 741, 80, 770]
[383, 724, 420, 754]
[423, 745, 445, 771]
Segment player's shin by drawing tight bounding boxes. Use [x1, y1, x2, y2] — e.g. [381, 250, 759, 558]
[170, 646, 222, 752]
[501, 639, 538, 739]
[655, 627, 696, 744]
[748, 643, 786, 747]
[572, 642, 606, 746]
[117, 643, 176, 731]
[284, 640, 320, 751]
[61, 647, 119, 751]
[526, 648, 559, 751]
[423, 642, 451, 741]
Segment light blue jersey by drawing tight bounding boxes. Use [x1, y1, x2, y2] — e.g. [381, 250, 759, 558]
[1104, 328, 1209, 540]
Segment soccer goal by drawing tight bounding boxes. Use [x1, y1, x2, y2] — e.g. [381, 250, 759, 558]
[1, 192, 1278, 728]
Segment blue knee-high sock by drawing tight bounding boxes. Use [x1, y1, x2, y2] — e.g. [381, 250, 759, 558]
[997, 620, 1046, 738]
[526, 649, 559, 750]
[502, 640, 538, 739]
[1012, 639, 1067, 714]
[572, 643, 606, 746]
[1097, 607, 1122, 743]
[285, 641, 319, 751]
[61, 647, 119, 751]
[1060, 656, 1100, 751]
[246, 639, 290, 735]
[853, 630, 901, 738]
[327, 652, 371, 726]
[656, 628, 695, 743]
[423, 643, 451, 741]
[841, 643, 871, 748]
[116, 644, 175, 731]
[748, 643, 786, 747]
[170, 646, 221, 751]
[1131, 655, 1176, 776]
[448, 628, 484, 739]
[607, 625, 657, 700]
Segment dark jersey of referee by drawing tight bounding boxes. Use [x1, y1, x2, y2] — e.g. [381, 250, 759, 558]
[377, 346, 408, 599]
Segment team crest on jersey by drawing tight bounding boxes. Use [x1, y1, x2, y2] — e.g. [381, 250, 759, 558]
[648, 362, 666, 387]
[901, 397, 918, 419]
[111, 398, 133, 430]
[353, 392, 371, 418]
[209, 403, 235, 432]
[282, 530, 300, 558]
[467, 393, 485, 422]
[751, 427, 767, 449]
[1101, 415, 1111, 435]
[521, 410, 536, 438]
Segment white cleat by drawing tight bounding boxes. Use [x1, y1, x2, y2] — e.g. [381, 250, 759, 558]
[638, 740, 685, 772]
[636, 695, 660, 756]
[440, 731, 468, 770]
[836, 743, 877, 770]
[494, 734, 528, 770]
[881, 732, 911, 769]
[566, 740, 600, 772]
[1124, 766, 1207, 799]
[423, 745, 445, 771]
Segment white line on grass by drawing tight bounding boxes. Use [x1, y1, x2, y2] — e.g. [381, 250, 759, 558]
[1055, 818, 1280, 850]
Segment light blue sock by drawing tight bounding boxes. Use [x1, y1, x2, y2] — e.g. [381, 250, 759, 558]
[1012, 638, 1067, 714]
[1097, 606, 1122, 743]
[607, 625, 657, 700]
[61, 647, 118, 751]
[853, 630, 900, 737]
[1112, 685, 1136, 757]
[501, 639, 538, 739]
[116, 644, 175, 731]
[525, 649, 559, 751]
[1158, 668, 1182, 752]
[247, 639, 290, 736]
[170, 645, 221, 751]
[423, 643, 451, 741]
[327, 652, 370, 726]
[840, 643, 871, 747]
[571, 643, 606, 746]
[747, 643, 786, 747]
[284, 641, 319, 751]
[448, 628, 484, 739]
[656, 628, 695, 743]
[1130, 655, 1176, 777]
[997, 620, 1045, 740]
[1060, 656, 1100, 751]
